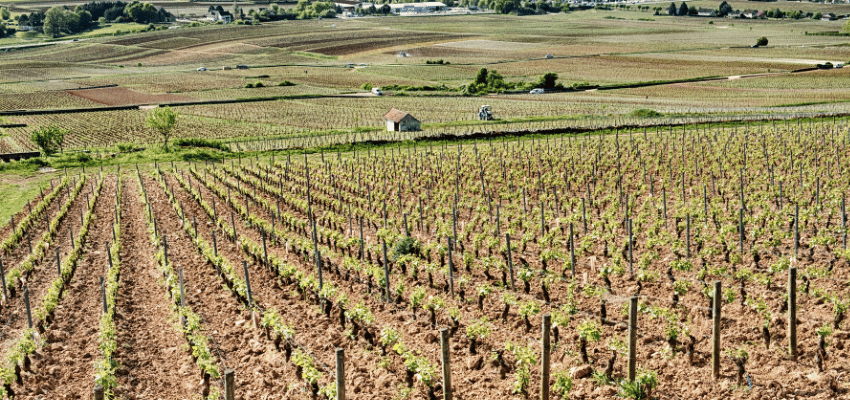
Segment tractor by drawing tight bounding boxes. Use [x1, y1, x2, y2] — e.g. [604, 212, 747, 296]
[478, 105, 493, 120]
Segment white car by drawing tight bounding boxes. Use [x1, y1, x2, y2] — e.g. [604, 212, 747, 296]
[371, 87, 383, 95]
[197, 67, 207, 71]
[529, 88, 544, 94]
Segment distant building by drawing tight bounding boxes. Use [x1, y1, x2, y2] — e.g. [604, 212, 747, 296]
[211, 10, 233, 22]
[742, 9, 758, 18]
[384, 108, 421, 132]
[822, 13, 837, 20]
[697, 8, 716, 17]
[335, 0, 361, 11]
[727, 10, 742, 18]
[387, 2, 446, 13]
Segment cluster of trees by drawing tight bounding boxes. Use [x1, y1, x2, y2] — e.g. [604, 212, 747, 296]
[0, 8, 15, 38]
[16, 1, 173, 37]
[464, 68, 564, 95]
[293, 0, 336, 19]
[217, 2, 336, 21]
[354, 3, 393, 16]
[482, 0, 565, 14]
[665, 0, 825, 19]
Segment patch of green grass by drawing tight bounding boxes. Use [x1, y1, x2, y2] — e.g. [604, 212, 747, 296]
[0, 173, 53, 224]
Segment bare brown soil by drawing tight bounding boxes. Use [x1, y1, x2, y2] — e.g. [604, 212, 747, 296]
[18, 176, 116, 399]
[65, 87, 191, 106]
[0, 177, 97, 360]
[112, 177, 199, 399]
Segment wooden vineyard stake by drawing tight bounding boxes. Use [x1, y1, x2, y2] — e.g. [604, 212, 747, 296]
[55, 247, 61, 278]
[212, 229, 218, 258]
[193, 216, 198, 238]
[686, 215, 691, 259]
[0, 256, 7, 301]
[712, 281, 721, 379]
[359, 217, 365, 261]
[403, 213, 410, 237]
[505, 234, 515, 289]
[382, 240, 391, 303]
[569, 223, 576, 278]
[231, 211, 237, 242]
[629, 218, 635, 278]
[794, 204, 799, 257]
[739, 208, 744, 254]
[94, 385, 104, 400]
[313, 219, 323, 290]
[336, 348, 346, 400]
[100, 277, 107, 314]
[789, 267, 797, 361]
[261, 228, 269, 269]
[541, 314, 551, 400]
[107, 242, 113, 273]
[440, 328, 452, 400]
[242, 261, 253, 306]
[628, 296, 638, 381]
[225, 369, 235, 400]
[23, 285, 32, 329]
[447, 237, 454, 297]
[163, 235, 169, 266]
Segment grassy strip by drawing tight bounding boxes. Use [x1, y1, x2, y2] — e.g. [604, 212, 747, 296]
[4, 175, 88, 293]
[0, 172, 103, 398]
[135, 169, 221, 399]
[1, 176, 69, 252]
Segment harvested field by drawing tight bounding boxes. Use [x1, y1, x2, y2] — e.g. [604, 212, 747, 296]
[435, 39, 542, 51]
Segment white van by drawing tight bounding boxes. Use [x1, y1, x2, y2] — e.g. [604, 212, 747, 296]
[371, 87, 383, 95]
[529, 88, 544, 94]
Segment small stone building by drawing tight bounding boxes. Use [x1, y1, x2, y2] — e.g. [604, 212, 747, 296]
[383, 108, 421, 132]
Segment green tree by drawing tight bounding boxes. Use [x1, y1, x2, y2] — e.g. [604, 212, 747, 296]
[678, 2, 688, 16]
[146, 106, 179, 150]
[666, 2, 676, 14]
[537, 72, 559, 89]
[126, 2, 157, 23]
[31, 126, 68, 156]
[0, 8, 10, 20]
[756, 36, 768, 46]
[42, 6, 66, 37]
[717, 1, 732, 16]
[475, 68, 488, 85]
[77, 10, 93, 29]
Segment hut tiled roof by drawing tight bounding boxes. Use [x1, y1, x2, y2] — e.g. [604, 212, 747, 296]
[383, 107, 410, 123]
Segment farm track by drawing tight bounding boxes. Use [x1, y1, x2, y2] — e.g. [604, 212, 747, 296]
[112, 177, 197, 399]
[19, 175, 116, 399]
[0, 178, 95, 359]
[144, 175, 297, 399]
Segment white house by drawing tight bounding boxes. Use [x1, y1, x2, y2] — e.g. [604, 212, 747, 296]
[388, 2, 446, 13]
[211, 10, 233, 22]
[384, 108, 421, 132]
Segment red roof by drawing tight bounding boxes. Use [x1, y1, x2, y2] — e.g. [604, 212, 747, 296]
[383, 107, 412, 123]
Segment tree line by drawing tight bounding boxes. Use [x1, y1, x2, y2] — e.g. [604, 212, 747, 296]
[665, 0, 827, 19]
[15, 1, 174, 37]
